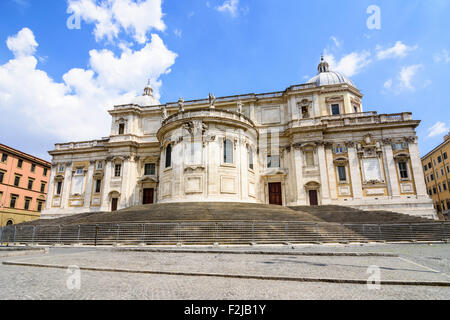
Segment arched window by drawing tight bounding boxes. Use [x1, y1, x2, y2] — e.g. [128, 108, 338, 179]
[165, 144, 172, 168]
[249, 147, 254, 170]
[6, 220, 13, 226]
[224, 139, 233, 164]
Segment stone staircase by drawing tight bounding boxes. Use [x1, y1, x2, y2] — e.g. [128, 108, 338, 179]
[288, 205, 433, 224]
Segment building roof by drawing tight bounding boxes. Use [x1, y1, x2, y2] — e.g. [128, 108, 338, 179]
[307, 56, 356, 87]
[421, 133, 450, 160]
[0, 143, 51, 167]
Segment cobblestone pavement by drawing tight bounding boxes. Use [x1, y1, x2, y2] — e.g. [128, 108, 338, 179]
[0, 243, 449, 300]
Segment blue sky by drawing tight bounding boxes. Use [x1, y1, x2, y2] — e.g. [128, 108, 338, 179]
[0, 0, 449, 161]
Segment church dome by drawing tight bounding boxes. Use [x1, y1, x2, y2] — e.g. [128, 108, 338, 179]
[307, 56, 355, 87]
[133, 81, 160, 106]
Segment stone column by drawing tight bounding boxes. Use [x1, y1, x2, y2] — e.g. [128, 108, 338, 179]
[347, 144, 363, 199]
[61, 162, 73, 209]
[325, 147, 338, 200]
[293, 146, 305, 204]
[408, 138, 428, 198]
[44, 166, 57, 211]
[382, 141, 400, 197]
[83, 162, 95, 209]
[101, 161, 112, 211]
[313, 93, 320, 117]
[317, 144, 331, 204]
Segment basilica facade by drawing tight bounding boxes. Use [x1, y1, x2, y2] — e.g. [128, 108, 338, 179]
[41, 58, 437, 219]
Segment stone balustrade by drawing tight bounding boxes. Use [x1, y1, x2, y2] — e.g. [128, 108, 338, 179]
[54, 139, 107, 151]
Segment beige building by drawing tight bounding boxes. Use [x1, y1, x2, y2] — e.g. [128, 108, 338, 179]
[421, 133, 450, 220]
[41, 58, 437, 220]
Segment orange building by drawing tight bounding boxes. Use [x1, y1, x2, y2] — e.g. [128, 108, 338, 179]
[0, 143, 51, 226]
[421, 133, 450, 220]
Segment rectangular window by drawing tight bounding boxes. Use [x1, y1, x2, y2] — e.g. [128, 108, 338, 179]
[1, 153, 7, 162]
[43, 168, 48, 176]
[442, 168, 445, 176]
[10, 195, 18, 208]
[40, 182, 46, 193]
[443, 183, 447, 191]
[119, 123, 125, 135]
[27, 179, 34, 190]
[431, 173, 434, 181]
[144, 163, 156, 176]
[95, 179, 102, 193]
[249, 148, 254, 170]
[331, 104, 340, 115]
[37, 201, 43, 212]
[17, 159, 23, 168]
[31, 163, 36, 172]
[75, 168, 84, 175]
[114, 164, 122, 177]
[301, 106, 310, 119]
[24, 198, 31, 210]
[58, 165, 65, 173]
[56, 181, 63, 195]
[424, 165, 427, 172]
[96, 162, 103, 170]
[14, 175, 21, 187]
[433, 187, 437, 194]
[398, 162, 409, 179]
[337, 166, 347, 182]
[447, 165, 450, 173]
[438, 156, 442, 163]
[0, 171, 4, 184]
[444, 152, 448, 160]
[428, 189, 432, 196]
[267, 155, 280, 168]
[428, 162, 432, 169]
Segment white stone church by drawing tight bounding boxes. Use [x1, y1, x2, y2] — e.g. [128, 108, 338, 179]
[42, 58, 437, 219]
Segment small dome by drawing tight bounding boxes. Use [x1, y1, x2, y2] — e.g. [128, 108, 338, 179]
[307, 56, 355, 87]
[133, 81, 160, 106]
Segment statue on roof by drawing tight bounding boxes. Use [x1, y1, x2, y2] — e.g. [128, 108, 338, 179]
[209, 93, 216, 109]
[178, 97, 185, 112]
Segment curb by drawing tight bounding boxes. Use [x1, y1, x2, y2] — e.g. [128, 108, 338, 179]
[3, 261, 449, 287]
[0, 248, 48, 258]
[107, 248, 399, 257]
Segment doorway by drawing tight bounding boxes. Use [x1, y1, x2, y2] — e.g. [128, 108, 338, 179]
[268, 182, 282, 206]
[111, 198, 118, 212]
[143, 188, 154, 205]
[309, 190, 318, 206]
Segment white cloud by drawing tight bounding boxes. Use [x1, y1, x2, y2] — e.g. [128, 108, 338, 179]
[376, 41, 417, 60]
[174, 28, 182, 38]
[0, 28, 177, 142]
[216, 0, 239, 17]
[67, 0, 165, 44]
[398, 64, 422, 90]
[323, 50, 371, 77]
[6, 28, 38, 57]
[427, 121, 449, 138]
[434, 49, 450, 63]
[330, 36, 341, 48]
[383, 79, 392, 89]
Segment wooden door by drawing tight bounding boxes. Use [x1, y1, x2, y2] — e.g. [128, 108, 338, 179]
[111, 198, 118, 212]
[143, 188, 154, 205]
[268, 183, 282, 206]
[309, 190, 318, 206]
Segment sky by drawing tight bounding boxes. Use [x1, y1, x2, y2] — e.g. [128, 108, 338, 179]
[0, 0, 449, 161]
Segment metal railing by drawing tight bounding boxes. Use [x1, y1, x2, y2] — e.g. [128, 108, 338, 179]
[1, 221, 449, 246]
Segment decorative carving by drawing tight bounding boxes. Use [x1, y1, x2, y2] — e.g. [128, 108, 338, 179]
[345, 141, 355, 148]
[89, 160, 96, 165]
[134, 156, 140, 162]
[105, 156, 113, 162]
[381, 138, 392, 145]
[405, 136, 416, 144]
